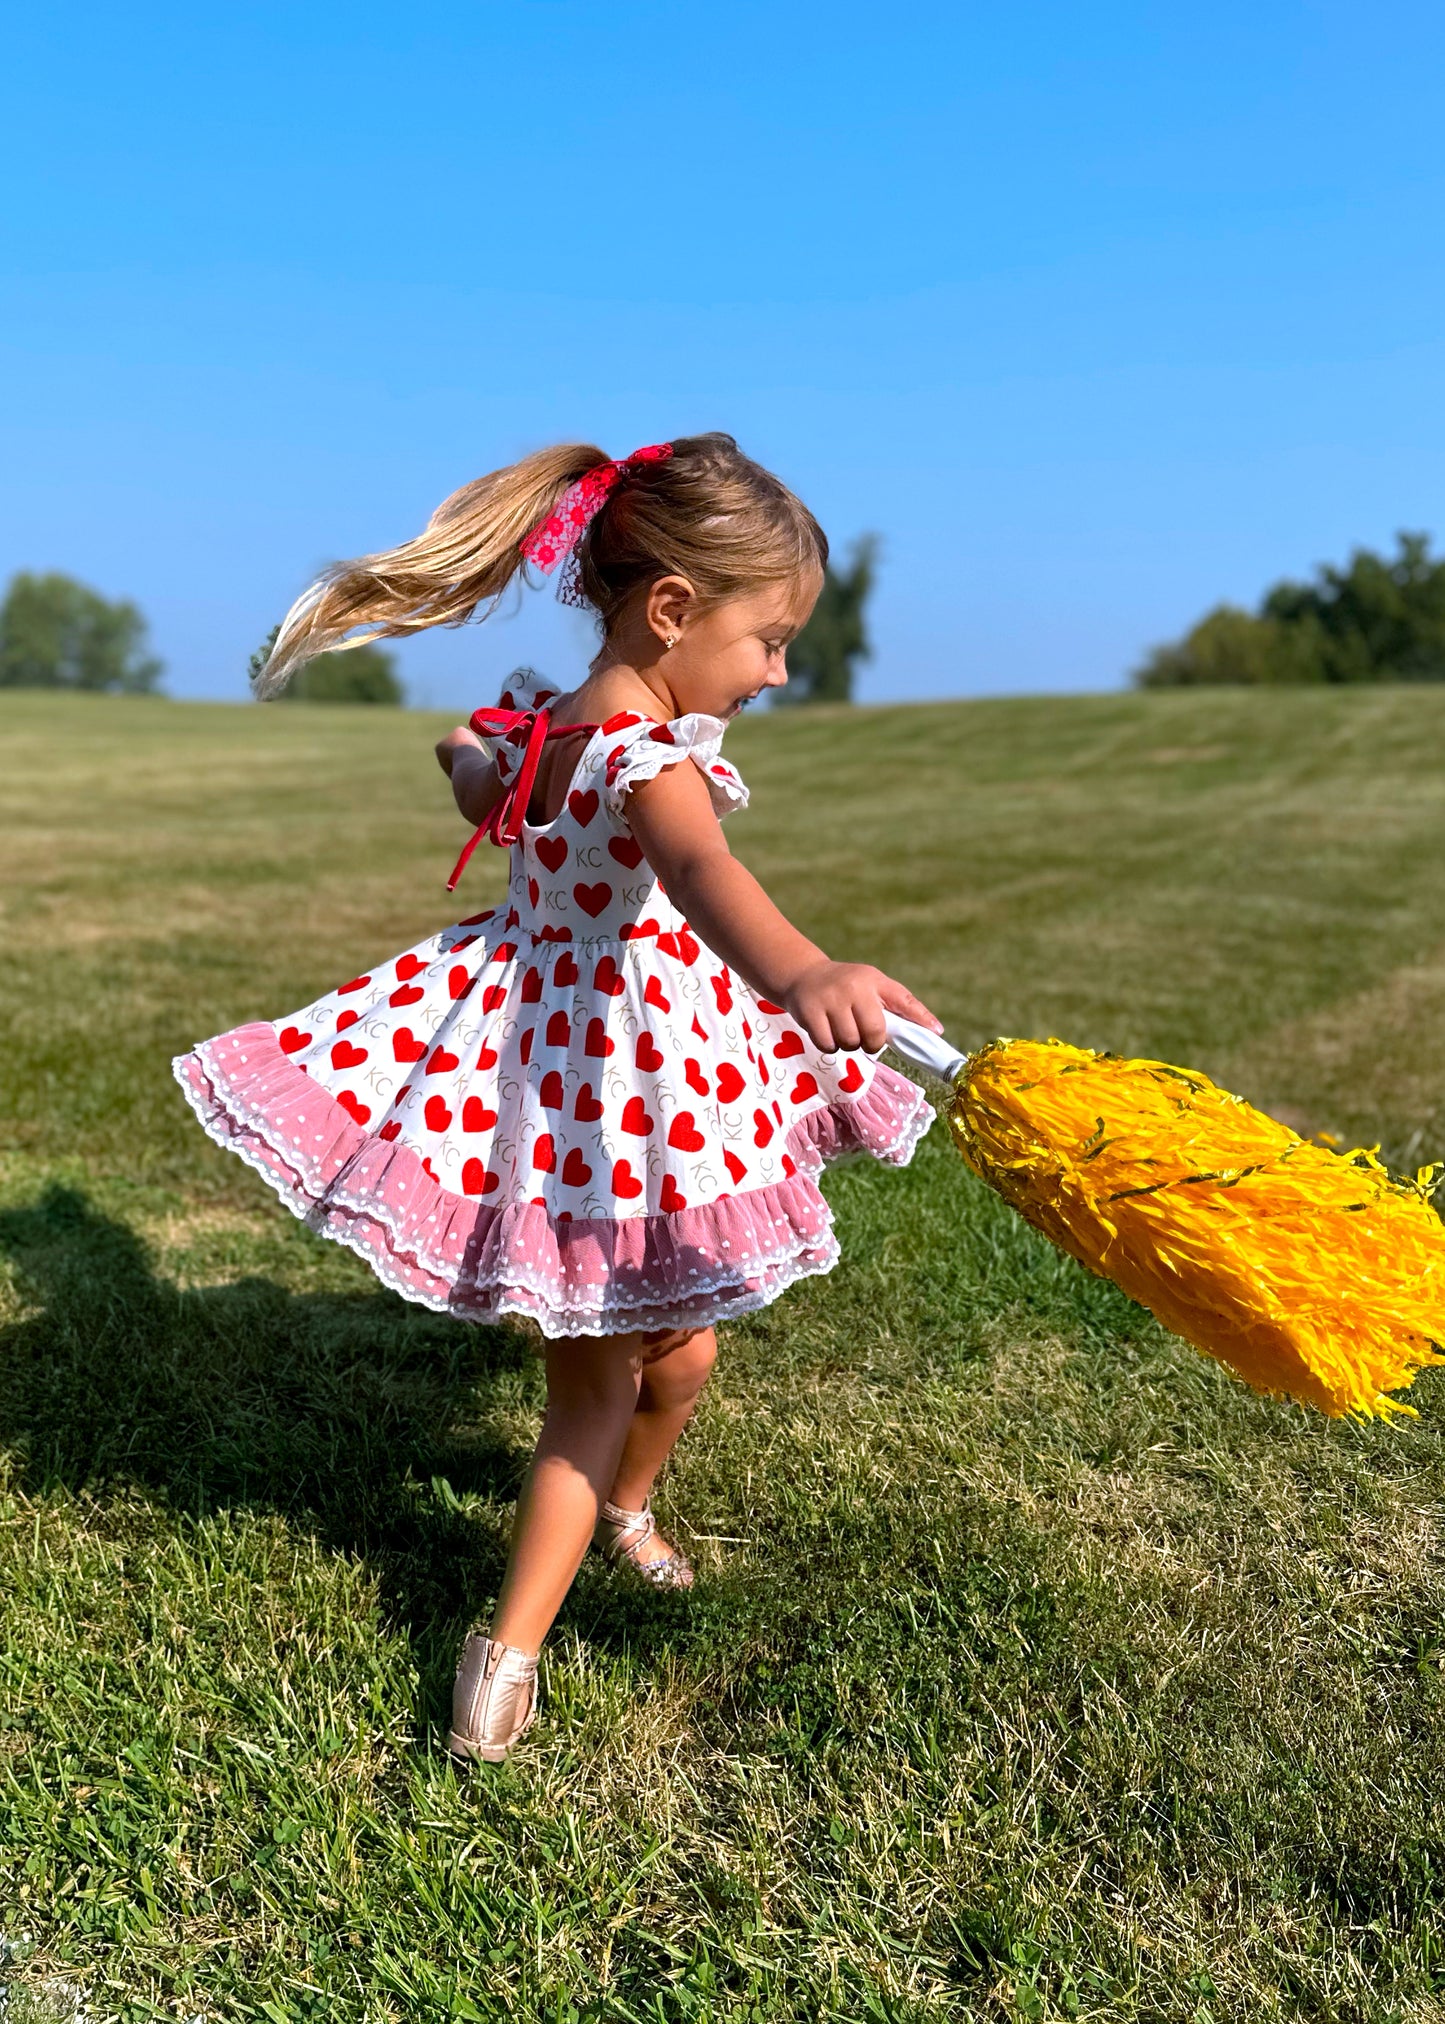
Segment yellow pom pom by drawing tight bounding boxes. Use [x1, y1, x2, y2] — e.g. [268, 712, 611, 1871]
[949, 1038, 1445, 1420]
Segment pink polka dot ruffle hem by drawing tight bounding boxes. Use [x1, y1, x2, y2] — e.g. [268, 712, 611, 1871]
[172, 1024, 933, 1337]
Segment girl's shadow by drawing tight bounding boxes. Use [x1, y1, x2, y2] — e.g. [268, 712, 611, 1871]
[0, 1185, 543, 1726]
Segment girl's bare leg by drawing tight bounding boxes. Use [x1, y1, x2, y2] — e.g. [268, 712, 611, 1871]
[487, 1330, 646, 1655]
[486, 1326, 719, 1649]
[607, 1328, 717, 1567]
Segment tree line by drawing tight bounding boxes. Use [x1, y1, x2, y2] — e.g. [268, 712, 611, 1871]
[1, 547, 883, 706]
[1136, 533, 1445, 687]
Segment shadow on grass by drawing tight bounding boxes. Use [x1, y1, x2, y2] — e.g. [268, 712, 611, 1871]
[0, 1184, 621, 1734]
[0, 1185, 1043, 1763]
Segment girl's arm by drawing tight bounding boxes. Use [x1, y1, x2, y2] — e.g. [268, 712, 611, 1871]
[626, 759, 941, 1053]
[435, 726, 505, 829]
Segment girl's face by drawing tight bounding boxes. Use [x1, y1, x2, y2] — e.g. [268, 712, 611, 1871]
[656, 571, 823, 722]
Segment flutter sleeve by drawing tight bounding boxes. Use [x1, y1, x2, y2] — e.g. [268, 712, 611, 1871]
[601, 712, 750, 824]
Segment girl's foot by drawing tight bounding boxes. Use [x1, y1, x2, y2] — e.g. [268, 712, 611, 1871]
[593, 1497, 694, 1588]
[447, 1634, 539, 1764]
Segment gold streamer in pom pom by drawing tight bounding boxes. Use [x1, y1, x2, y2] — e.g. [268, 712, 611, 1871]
[947, 1038, 1445, 1420]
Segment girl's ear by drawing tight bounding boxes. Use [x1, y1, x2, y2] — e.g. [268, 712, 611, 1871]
[645, 574, 697, 647]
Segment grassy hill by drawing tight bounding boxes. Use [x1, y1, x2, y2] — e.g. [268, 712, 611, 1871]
[3, 687, 1445, 2020]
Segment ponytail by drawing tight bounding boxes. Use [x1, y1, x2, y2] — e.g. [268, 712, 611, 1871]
[253, 442, 607, 697]
[253, 432, 826, 697]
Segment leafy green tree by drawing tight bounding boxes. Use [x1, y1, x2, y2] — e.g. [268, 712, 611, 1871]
[0, 572, 163, 692]
[780, 536, 878, 705]
[249, 627, 404, 704]
[1136, 532, 1445, 686]
[1135, 604, 1328, 688]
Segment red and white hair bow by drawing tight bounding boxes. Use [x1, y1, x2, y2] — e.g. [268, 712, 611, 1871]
[520, 443, 674, 597]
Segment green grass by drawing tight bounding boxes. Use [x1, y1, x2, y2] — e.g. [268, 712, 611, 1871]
[4, 685, 1445, 2023]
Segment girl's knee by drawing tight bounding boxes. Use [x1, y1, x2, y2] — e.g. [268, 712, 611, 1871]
[640, 1327, 716, 1404]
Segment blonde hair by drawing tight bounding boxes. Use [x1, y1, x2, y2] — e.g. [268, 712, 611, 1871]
[253, 432, 827, 697]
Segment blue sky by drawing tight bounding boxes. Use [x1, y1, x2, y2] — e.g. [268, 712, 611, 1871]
[4, 2, 1443, 709]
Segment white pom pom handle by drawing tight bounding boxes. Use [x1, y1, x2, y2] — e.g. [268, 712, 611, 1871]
[883, 1013, 970, 1085]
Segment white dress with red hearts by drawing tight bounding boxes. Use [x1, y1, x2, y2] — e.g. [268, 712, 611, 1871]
[173, 668, 933, 1337]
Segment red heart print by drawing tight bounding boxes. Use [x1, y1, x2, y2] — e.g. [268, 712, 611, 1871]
[691, 1014, 708, 1042]
[655, 932, 679, 958]
[338, 974, 371, 994]
[462, 1157, 500, 1196]
[773, 1031, 805, 1059]
[482, 983, 506, 1012]
[594, 955, 625, 996]
[644, 975, 671, 1013]
[424, 1094, 452, 1132]
[667, 1112, 706, 1152]
[546, 1010, 572, 1048]
[585, 1017, 615, 1058]
[790, 1073, 819, 1104]
[723, 1149, 747, 1185]
[676, 929, 700, 966]
[396, 954, 426, 982]
[602, 711, 643, 734]
[462, 1096, 498, 1132]
[782, 1152, 797, 1177]
[838, 1057, 865, 1094]
[684, 1058, 710, 1097]
[620, 1096, 653, 1136]
[574, 1082, 604, 1122]
[335, 1011, 359, 1031]
[448, 968, 475, 1000]
[519, 1027, 535, 1066]
[532, 1133, 556, 1173]
[447, 935, 477, 953]
[536, 924, 571, 943]
[635, 1032, 665, 1073]
[422, 1158, 439, 1181]
[772, 1099, 783, 1123]
[459, 909, 494, 928]
[568, 787, 598, 826]
[536, 836, 568, 873]
[331, 1039, 368, 1070]
[393, 1028, 427, 1063]
[756, 997, 785, 1015]
[649, 724, 677, 745]
[379, 1120, 401, 1141]
[659, 1174, 687, 1211]
[478, 1043, 498, 1070]
[490, 942, 517, 965]
[758, 1056, 771, 1085]
[710, 974, 732, 1014]
[390, 983, 423, 1008]
[520, 966, 543, 1003]
[611, 1157, 644, 1200]
[539, 1070, 564, 1110]
[426, 1046, 459, 1074]
[554, 952, 579, 987]
[620, 918, 660, 941]
[608, 835, 644, 870]
[715, 1062, 745, 1103]
[561, 1147, 592, 1188]
[278, 1026, 310, 1054]
[527, 878, 540, 908]
[753, 1109, 774, 1147]
[337, 1090, 371, 1126]
[574, 881, 612, 918]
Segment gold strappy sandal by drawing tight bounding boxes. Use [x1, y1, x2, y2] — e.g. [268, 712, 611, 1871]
[593, 1497, 695, 1589]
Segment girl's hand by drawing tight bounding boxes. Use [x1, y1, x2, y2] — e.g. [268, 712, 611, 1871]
[783, 960, 942, 1054]
[435, 725, 485, 776]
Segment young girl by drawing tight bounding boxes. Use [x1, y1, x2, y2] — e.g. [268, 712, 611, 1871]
[174, 433, 941, 1763]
